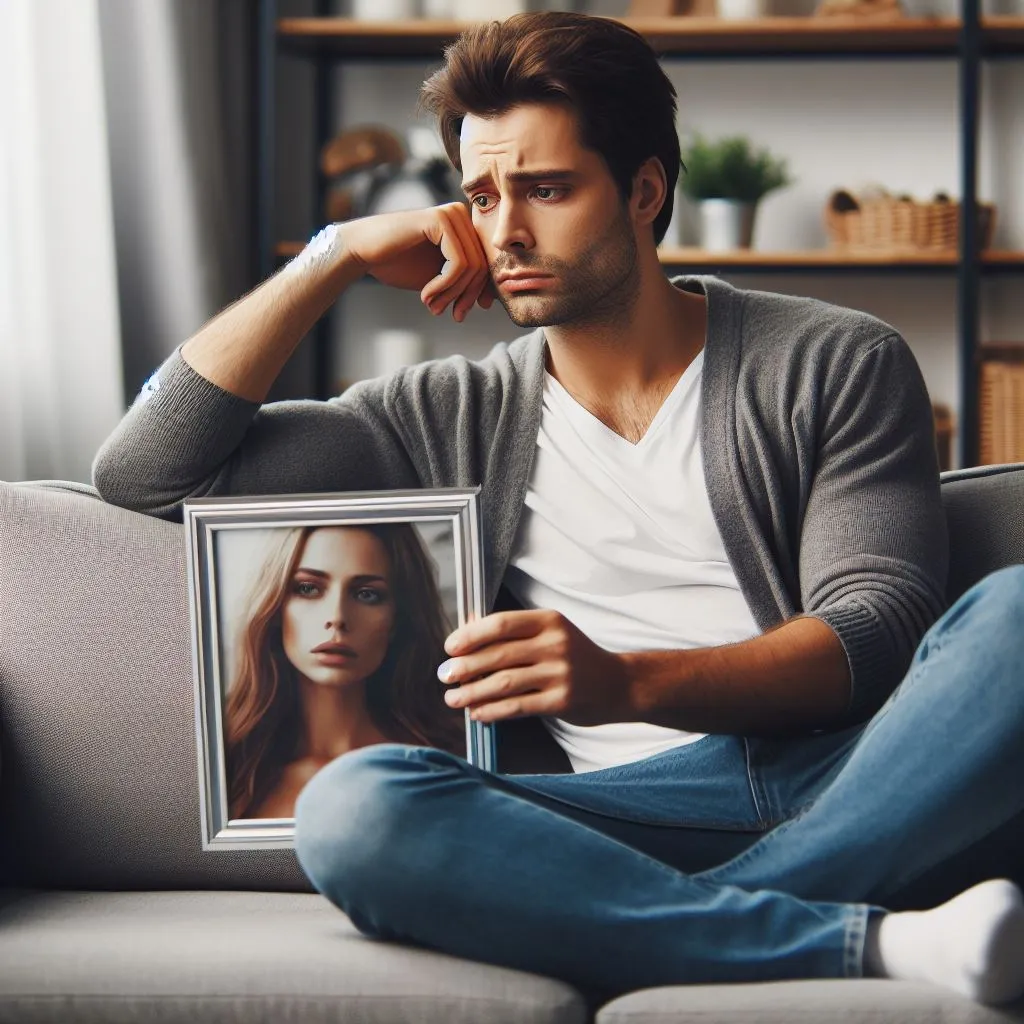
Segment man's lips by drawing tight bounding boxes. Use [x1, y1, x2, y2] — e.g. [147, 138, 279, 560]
[495, 272, 554, 292]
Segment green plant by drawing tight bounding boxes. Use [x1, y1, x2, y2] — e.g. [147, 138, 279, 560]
[679, 134, 791, 203]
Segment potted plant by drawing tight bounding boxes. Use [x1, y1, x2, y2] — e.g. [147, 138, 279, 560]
[679, 134, 791, 251]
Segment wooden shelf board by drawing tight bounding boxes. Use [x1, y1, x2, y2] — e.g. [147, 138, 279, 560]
[277, 16, 963, 58]
[983, 15, 1024, 52]
[275, 241, 1024, 270]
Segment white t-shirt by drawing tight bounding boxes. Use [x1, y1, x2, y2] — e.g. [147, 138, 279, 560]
[503, 350, 760, 773]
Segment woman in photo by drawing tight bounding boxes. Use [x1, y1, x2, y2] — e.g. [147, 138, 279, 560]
[224, 523, 465, 819]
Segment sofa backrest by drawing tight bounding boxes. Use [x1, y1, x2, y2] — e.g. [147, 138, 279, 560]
[0, 465, 1021, 891]
[941, 463, 1024, 603]
[0, 481, 313, 891]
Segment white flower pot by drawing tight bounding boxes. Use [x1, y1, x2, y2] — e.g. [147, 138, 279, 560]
[698, 199, 757, 251]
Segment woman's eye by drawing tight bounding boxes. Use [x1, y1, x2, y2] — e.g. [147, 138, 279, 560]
[355, 587, 386, 604]
[292, 580, 321, 598]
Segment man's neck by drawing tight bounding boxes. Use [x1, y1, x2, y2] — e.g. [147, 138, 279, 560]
[543, 257, 707, 443]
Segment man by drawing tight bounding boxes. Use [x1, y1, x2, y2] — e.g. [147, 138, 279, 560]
[93, 12, 1024, 1006]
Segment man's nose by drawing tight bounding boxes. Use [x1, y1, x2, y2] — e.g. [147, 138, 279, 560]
[491, 198, 534, 252]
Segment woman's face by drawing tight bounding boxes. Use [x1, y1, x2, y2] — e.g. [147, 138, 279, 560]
[281, 528, 396, 687]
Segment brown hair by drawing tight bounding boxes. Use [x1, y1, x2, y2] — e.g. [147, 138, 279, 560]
[224, 523, 465, 818]
[420, 12, 680, 245]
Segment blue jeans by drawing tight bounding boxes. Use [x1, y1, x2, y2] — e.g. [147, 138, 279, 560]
[294, 565, 1024, 996]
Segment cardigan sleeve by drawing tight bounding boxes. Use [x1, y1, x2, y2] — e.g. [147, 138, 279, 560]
[799, 332, 948, 721]
[92, 348, 419, 518]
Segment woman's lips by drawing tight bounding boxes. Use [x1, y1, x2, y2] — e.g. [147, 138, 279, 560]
[312, 642, 357, 666]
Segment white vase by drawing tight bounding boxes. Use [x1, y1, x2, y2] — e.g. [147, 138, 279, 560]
[352, 0, 418, 20]
[716, 0, 766, 18]
[698, 199, 757, 251]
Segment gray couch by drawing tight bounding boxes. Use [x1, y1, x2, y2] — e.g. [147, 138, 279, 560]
[1, 465, 1023, 1024]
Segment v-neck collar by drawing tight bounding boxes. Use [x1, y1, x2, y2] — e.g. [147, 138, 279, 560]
[544, 349, 704, 452]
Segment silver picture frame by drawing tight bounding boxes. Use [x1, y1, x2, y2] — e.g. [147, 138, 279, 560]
[183, 487, 493, 851]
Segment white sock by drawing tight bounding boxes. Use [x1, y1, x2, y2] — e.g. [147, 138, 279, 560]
[864, 878, 1024, 1005]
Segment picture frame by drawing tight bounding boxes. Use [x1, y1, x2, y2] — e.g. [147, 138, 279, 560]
[183, 487, 493, 851]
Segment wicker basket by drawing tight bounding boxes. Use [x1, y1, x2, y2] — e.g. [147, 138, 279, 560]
[980, 346, 1024, 465]
[826, 189, 996, 252]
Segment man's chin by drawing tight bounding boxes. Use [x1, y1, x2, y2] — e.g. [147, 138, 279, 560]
[499, 295, 577, 330]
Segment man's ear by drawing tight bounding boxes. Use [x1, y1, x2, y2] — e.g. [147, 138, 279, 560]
[630, 156, 667, 232]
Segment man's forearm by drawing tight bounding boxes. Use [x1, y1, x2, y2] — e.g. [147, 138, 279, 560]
[182, 226, 363, 402]
[621, 616, 852, 735]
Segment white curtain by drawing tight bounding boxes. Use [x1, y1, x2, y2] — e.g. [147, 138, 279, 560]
[0, 0, 253, 483]
[0, 0, 124, 483]
[98, 0, 253, 401]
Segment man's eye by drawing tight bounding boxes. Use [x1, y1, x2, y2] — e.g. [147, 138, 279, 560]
[533, 187, 565, 201]
[472, 195, 495, 211]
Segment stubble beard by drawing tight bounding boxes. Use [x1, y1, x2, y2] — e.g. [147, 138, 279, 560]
[491, 207, 641, 331]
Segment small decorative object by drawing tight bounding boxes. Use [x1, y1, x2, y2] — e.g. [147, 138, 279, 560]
[814, 0, 902, 18]
[825, 188, 997, 252]
[352, 0, 418, 19]
[321, 125, 461, 223]
[627, 0, 717, 15]
[679, 134, 791, 251]
[184, 488, 492, 849]
[715, 0, 767, 20]
[453, 0, 528, 18]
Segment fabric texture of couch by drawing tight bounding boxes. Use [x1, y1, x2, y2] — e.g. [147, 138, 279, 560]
[1, 465, 1022, 1023]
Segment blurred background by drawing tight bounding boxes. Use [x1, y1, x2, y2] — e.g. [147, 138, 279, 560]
[1, 0, 1022, 483]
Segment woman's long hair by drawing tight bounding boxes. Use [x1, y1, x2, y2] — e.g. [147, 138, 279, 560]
[224, 523, 465, 818]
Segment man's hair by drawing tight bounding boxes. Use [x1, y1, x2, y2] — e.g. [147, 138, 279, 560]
[419, 12, 680, 245]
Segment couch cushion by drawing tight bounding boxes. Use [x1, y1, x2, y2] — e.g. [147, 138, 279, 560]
[942, 462, 1024, 603]
[595, 981, 1024, 1024]
[0, 889, 586, 1024]
[0, 481, 310, 889]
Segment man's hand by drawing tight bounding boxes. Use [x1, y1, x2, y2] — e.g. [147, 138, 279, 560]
[342, 203, 495, 323]
[438, 610, 633, 726]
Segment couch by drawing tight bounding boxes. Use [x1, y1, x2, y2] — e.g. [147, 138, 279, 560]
[1, 464, 1022, 1024]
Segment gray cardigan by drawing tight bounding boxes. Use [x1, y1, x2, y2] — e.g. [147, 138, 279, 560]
[93, 275, 948, 723]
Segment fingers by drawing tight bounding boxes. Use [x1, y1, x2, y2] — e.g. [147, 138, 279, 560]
[419, 204, 489, 320]
[445, 609, 553, 656]
[444, 664, 565, 722]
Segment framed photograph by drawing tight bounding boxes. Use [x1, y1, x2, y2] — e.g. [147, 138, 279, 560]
[183, 487, 493, 850]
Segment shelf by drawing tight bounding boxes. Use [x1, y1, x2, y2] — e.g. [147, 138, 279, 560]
[275, 240, 1024, 273]
[983, 15, 1024, 54]
[277, 16, 964, 60]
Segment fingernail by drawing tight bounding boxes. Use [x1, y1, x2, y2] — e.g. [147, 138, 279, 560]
[445, 690, 461, 707]
[437, 659, 455, 683]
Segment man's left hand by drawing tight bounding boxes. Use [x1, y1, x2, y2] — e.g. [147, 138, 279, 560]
[438, 610, 632, 725]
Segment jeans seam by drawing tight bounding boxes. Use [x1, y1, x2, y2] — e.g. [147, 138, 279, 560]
[742, 736, 772, 827]
[693, 799, 817, 886]
[843, 904, 870, 979]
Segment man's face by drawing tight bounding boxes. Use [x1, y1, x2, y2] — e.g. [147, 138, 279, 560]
[460, 103, 640, 330]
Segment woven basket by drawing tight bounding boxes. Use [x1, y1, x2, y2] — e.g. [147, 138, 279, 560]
[826, 189, 996, 252]
[980, 346, 1024, 465]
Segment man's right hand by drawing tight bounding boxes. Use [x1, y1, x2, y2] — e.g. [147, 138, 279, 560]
[342, 202, 495, 323]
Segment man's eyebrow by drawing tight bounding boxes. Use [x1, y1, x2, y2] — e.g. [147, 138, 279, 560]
[461, 169, 577, 195]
